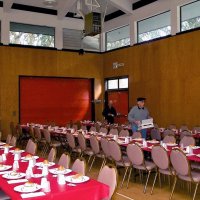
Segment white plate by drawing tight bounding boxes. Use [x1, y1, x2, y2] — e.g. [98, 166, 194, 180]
[0, 165, 12, 171]
[21, 156, 39, 161]
[14, 183, 41, 193]
[147, 140, 159, 144]
[0, 142, 6, 146]
[0, 145, 13, 149]
[2, 172, 26, 179]
[65, 175, 90, 183]
[133, 138, 143, 141]
[10, 150, 25, 153]
[31, 174, 43, 178]
[49, 168, 72, 175]
[166, 143, 178, 146]
[192, 146, 200, 150]
[35, 162, 55, 167]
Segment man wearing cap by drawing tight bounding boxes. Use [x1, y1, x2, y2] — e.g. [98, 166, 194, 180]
[128, 97, 150, 139]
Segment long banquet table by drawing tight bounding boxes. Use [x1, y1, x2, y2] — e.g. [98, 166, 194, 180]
[0, 147, 109, 200]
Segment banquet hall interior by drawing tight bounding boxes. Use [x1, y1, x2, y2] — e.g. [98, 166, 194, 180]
[0, 0, 200, 200]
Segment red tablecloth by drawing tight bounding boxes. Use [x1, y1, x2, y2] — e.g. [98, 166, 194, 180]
[0, 150, 109, 200]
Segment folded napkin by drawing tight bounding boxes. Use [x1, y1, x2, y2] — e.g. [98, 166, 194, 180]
[21, 192, 46, 198]
[8, 179, 28, 184]
[0, 170, 12, 175]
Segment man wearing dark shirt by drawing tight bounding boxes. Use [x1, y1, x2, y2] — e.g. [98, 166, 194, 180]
[102, 100, 117, 124]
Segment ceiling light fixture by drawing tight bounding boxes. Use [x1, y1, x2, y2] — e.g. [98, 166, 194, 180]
[43, 0, 57, 8]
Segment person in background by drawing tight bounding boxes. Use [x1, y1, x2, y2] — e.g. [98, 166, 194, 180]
[128, 97, 150, 139]
[102, 100, 117, 124]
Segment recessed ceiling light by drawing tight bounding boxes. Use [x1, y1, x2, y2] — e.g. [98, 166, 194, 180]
[43, 0, 57, 8]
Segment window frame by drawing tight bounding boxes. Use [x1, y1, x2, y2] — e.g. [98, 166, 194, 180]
[9, 22, 55, 48]
[180, 0, 200, 33]
[105, 25, 130, 51]
[137, 10, 171, 43]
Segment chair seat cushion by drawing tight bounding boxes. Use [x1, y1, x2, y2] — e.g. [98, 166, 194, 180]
[178, 171, 200, 182]
[116, 156, 131, 167]
[133, 161, 156, 171]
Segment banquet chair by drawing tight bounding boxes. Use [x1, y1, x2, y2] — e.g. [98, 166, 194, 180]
[126, 143, 156, 193]
[99, 127, 108, 134]
[0, 190, 10, 200]
[89, 135, 105, 172]
[25, 139, 37, 155]
[72, 124, 78, 131]
[66, 133, 81, 156]
[162, 129, 175, 138]
[163, 134, 176, 144]
[43, 129, 61, 156]
[10, 121, 15, 136]
[66, 123, 71, 129]
[151, 145, 174, 195]
[170, 148, 200, 200]
[29, 125, 36, 141]
[95, 123, 101, 132]
[192, 126, 200, 133]
[180, 130, 192, 140]
[168, 124, 177, 130]
[6, 134, 12, 144]
[80, 125, 87, 131]
[71, 157, 86, 175]
[119, 130, 129, 137]
[109, 128, 118, 136]
[89, 126, 96, 132]
[97, 164, 118, 200]
[10, 136, 17, 147]
[179, 135, 195, 147]
[180, 125, 189, 132]
[109, 140, 131, 188]
[132, 131, 142, 139]
[151, 128, 161, 141]
[77, 133, 93, 162]
[47, 147, 57, 162]
[58, 153, 71, 169]
[100, 137, 112, 165]
[117, 126, 123, 133]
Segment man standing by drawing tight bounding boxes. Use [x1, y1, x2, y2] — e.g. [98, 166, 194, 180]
[102, 100, 117, 124]
[128, 97, 150, 139]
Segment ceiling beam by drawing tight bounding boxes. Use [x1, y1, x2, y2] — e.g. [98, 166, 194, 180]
[3, 0, 14, 12]
[108, 0, 133, 14]
[57, 0, 78, 20]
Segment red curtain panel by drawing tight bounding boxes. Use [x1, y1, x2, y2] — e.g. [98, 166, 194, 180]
[20, 77, 92, 125]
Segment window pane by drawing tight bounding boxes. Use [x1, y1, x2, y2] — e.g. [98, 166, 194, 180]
[181, 1, 200, 31]
[108, 79, 118, 90]
[106, 25, 130, 51]
[119, 78, 128, 89]
[138, 11, 171, 43]
[10, 23, 55, 47]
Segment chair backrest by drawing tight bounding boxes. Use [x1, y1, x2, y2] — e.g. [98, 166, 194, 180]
[100, 138, 110, 158]
[67, 133, 76, 149]
[58, 153, 70, 169]
[80, 125, 87, 131]
[179, 135, 195, 147]
[47, 147, 57, 162]
[90, 135, 100, 154]
[193, 126, 200, 133]
[6, 134, 12, 144]
[119, 130, 129, 137]
[180, 130, 192, 140]
[10, 136, 17, 147]
[43, 129, 51, 143]
[180, 125, 189, 132]
[77, 133, 86, 151]
[26, 139, 37, 155]
[127, 144, 144, 166]
[34, 127, 42, 141]
[72, 124, 78, 131]
[99, 127, 108, 134]
[95, 123, 101, 132]
[109, 128, 118, 136]
[16, 124, 22, 137]
[89, 126, 96, 132]
[97, 164, 118, 200]
[168, 124, 176, 130]
[29, 125, 35, 138]
[170, 149, 190, 176]
[152, 145, 170, 170]
[71, 158, 86, 175]
[132, 131, 142, 139]
[151, 128, 161, 141]
[109, 140, 122, 162]
[66, 123, 71, 129]
[163, 129, 175, 138]
[163, 135, 176, 144]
